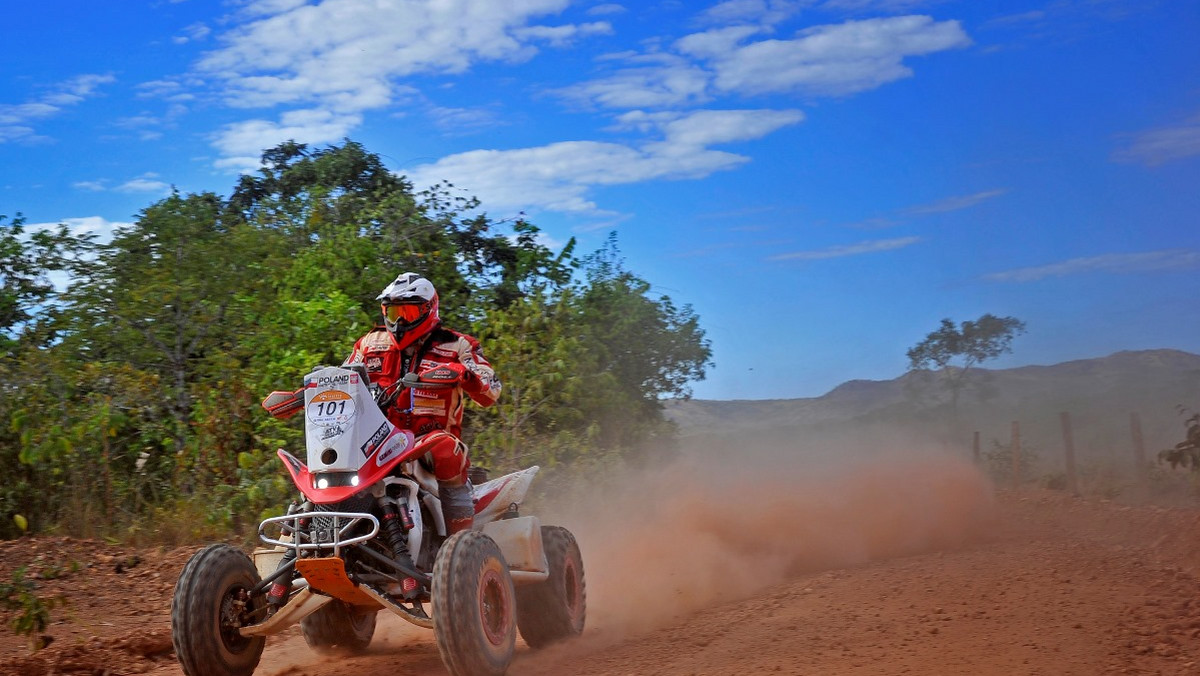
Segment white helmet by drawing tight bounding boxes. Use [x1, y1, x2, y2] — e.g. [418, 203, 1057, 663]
[376, 272, 439, 350]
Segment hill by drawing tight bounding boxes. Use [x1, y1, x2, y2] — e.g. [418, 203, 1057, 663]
[666, 349, 1200, 477]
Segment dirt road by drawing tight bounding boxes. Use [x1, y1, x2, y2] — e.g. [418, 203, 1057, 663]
[4, 457, 1200, 675]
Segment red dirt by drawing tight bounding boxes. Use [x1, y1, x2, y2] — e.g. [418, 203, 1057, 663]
[4, 456, 1200, 676]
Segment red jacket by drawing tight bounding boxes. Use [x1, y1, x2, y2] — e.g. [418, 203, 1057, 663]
[345, 325, 500, 438]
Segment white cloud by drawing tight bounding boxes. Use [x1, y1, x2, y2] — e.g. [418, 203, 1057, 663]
[25, 216, 130, 245]
[673, 25, 765, 60]
[985, 10, 1047, 27]
[0, 74, 115, 143]
[1113, 113, 1200, 167]
[191, 0, 623, 167]
[903, 188, 1007, 215]
[173, 22, 212, 45]
[643, 108, 806, 147]
[73, 180, 107, 192]
[983, 250, 1200, 282]
[768, 235, 921, 260]
[690, 15, 971, 97]
[117, 175, 173, 194]
[515, 22, 613, 47]
[428, 106, 504, 135]
[587, 3, 626, 16]
[212, 108, 364, 171]
[697, 0, 805, 27]
[237, 0, 311, 18]
[136, 79, 192, 101]
[818, 0, 948, 13]
[196, 0, 577, 112]
[406, 108, 804, 216]
[40, 74, 116, 106]
[562, 15, 970, 109]
[554, 54, 713, 109]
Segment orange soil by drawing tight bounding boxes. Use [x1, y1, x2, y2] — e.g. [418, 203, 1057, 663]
[4, 456, 1200, 676]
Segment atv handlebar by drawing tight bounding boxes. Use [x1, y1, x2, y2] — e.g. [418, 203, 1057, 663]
[261, 365, 459, 419]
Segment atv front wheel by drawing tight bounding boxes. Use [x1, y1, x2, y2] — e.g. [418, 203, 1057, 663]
[432, 530, 516, 676]
[300, 600, 377, 653]
[516, 525, 586, 648]
[171, 544, 266, 676]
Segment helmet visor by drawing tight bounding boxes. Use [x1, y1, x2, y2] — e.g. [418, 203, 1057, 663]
[383, 302, 427, 324]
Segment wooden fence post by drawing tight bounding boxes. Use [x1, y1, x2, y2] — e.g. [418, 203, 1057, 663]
[1130, 412, 1148, 496]
[1011, 420, 1021, 490]
[973, 431, 981, 466]
[1060, 412, 1079, 496]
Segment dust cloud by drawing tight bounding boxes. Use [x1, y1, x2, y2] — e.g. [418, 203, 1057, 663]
[549, 445, 996, 638]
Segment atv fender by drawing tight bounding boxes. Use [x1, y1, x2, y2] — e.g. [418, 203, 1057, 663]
[481, 516, 549, 585]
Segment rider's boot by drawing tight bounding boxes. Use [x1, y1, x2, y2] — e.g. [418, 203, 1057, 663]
[439, 478, 475, 535]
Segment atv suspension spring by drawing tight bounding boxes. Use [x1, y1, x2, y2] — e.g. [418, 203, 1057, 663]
[379, 498, 414, 565]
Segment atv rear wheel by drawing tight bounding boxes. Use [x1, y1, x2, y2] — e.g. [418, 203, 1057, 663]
[300, 600, 377, 654]
[432, 530, 516, 676]
[516, 526, 586, 648]
[171, 544, 266, 676]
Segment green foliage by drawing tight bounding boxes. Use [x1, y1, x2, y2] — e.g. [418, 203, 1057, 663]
[981, 438, 1041, 485]
[906, 314, 1026, 404]
[467, 236, 712, 480]
[0, 213, 93, 356]
[1157, 407, 1200, 471]
[0, 139, 712, 543]
[0, 567, 64, 651]
[905, 314, 1026, 446]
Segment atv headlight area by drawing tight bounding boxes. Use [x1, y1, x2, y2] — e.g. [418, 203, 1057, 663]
[313, 472, 361, 490]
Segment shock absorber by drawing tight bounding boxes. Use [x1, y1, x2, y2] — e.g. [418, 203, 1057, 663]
[378, 496, 415, 568]
[266, 505, 309, 608]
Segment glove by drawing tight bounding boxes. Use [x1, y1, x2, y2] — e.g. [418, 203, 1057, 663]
[415, 363, 469, 385]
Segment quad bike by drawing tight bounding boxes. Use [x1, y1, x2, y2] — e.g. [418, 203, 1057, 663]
[171, 364, 586, 676]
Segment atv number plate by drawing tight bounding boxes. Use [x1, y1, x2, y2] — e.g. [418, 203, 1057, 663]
[307, 390, 357, 427]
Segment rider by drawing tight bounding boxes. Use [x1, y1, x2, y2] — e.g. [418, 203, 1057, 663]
[264, 272, 500, 608]
[345, 272, 501, 536]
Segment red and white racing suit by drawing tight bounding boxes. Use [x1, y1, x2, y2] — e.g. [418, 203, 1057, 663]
[345, 324, 500, 484]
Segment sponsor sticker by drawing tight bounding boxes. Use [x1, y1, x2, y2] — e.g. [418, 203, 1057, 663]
[366, 356, 383, 373]
[413, 401, 448, 416]
[320, 424, 345, 441]
[307, 389, 356, 426]
[361, 422, 390, 455]
[315, 374, 351, 387]
[365, 332, 390, 348]
[375, 432, 409, 467]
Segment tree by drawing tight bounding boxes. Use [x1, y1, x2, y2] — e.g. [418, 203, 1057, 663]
[0, 214, 92, 356]
[1158, 407, 1200, 471]
[70, 192, 273, 458]
[469, 289, 582, 472]
[567, 236, 712, 455]
[466, 235, 712, 476]
[0, 139, 715, 540]
[905, 314, 1026, 443]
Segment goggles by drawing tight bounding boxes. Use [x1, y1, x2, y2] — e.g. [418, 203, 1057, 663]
[383, 302, 427, 324]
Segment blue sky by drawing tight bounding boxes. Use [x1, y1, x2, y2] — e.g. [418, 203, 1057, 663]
[3, 0, 1198, 400]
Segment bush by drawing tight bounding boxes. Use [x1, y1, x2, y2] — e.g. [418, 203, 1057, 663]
[0, 567, 65, 652]
[982, 438, 1041, 486]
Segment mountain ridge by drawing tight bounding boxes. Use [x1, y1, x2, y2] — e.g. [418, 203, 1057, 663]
[666, 349, 1200, 468]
